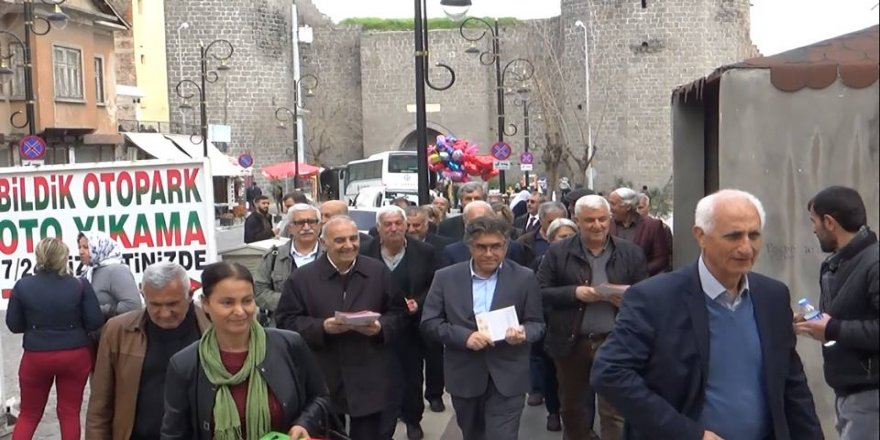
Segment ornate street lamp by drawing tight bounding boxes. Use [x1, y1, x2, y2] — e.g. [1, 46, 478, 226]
[513, 88, 539, 188]
[411, 0, 462, 205]
[275, 73, 318, 190]
[0, 0, 70, 136]
[175, 39, 234, 158]
[459, 17, 534, 192]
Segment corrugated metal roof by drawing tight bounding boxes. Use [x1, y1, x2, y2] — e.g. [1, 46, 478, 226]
[675, 25, 879, 99]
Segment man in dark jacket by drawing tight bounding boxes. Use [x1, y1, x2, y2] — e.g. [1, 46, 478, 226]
[361, 205, 437, 439]
[276, 216, 407, 439]
[244, 195, 275, 243]
[608, 187, 669, 276]
[797, 186, 879, 440]
[438, 182, 485, 241]
[513, 191, 545, 235]
[537, 194, 648, 440]
[443, 201, 535, 268]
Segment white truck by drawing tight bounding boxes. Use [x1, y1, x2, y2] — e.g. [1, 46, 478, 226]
[0, 159, 218, 434]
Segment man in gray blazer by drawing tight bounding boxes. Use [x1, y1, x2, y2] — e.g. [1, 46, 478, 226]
[421, 216, 545, 440]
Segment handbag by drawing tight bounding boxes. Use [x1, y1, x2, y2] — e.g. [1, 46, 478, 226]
[313, 400, 352, 440]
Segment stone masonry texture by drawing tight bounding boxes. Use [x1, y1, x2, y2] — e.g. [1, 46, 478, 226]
[162, 0, 754, 191]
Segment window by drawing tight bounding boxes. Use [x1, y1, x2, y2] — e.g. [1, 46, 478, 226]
[45, 144, 70, 165]
[94, 57, 105, 104]
[53, 46, 83, 99]
[347, 160, 382, 182]
[388, 154, 419, 173]
[75, 145, 115, 163]
[4, 42, 26, 98]
[0, 144, 12, 167]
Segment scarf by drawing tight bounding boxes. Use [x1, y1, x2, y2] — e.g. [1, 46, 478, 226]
[198, 320, 270, 440]
[82, 231, 124, 282]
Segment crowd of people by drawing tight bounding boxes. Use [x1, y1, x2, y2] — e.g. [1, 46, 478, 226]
[4, 183, 878, 440]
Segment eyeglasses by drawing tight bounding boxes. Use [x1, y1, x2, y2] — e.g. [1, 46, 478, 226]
[472, 243, 506, 254]
[292, 219, 320, 226]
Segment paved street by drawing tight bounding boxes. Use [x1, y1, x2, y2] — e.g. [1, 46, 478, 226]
[2, 310, 562, 439]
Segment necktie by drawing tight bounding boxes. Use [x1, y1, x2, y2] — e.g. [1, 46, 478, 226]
[526, 216, 537, 231]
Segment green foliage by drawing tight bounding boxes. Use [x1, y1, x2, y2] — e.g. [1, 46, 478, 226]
[339, 17, 520, 32]
[613, 176, 674, 219]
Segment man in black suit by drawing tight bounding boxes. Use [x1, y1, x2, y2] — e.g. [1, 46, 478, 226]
[438, 181, 485, 241]
[421, 216, 545, 440]
[405, 205, 454, 412]
[361, 206, 437, 440]
[276, 216, 406, 439]
[443, 201, 535, 268]
[513, 191, 544, 236]
[591, 190, 822, 440]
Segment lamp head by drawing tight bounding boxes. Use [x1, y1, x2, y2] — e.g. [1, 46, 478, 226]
[48, 5, 70, 30]
[440, 0, 472, 20]
[574, 20, 585, 28]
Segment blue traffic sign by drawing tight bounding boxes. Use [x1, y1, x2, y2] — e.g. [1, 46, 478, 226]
[520, 151, 534, 165]
[491, 142, 511, 161]
[238, 153, 254, 168]
[19, 135, 47, 160]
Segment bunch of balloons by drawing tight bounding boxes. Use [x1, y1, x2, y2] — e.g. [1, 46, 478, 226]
[427, 135, 500, 182]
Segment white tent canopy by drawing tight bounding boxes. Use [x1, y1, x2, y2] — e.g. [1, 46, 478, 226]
[163, 134, 252, 177]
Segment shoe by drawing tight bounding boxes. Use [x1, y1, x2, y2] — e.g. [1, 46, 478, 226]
[428, 398, 446, 412]
[546, 413, 562, 432]
[406, 423, 424, 439]
[527, 392, 544, 406]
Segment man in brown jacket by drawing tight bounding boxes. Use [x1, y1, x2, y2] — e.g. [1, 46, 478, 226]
[608, 187, 669, 276]
[86, 262, 210, 440]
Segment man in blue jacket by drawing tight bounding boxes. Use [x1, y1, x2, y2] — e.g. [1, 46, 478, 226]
[591, 189, 823, 440]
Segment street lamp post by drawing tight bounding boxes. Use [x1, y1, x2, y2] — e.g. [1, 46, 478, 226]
[0, 0, 70, 136]
[413, 0, 460, 205]
[574, 19, 593, 189]
[514, 90, 537, 188]
[175, 39, 234, 158]
[459, 17, 534, 193]
[275, 74, 318, 191]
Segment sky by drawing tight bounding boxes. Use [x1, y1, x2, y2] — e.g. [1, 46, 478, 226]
[311, 0, 880, 56]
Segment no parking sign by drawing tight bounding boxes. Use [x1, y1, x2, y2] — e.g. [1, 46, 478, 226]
[19, 135, 46, 165]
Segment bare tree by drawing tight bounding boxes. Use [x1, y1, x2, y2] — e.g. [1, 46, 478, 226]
[304, 102, 360, 167]
[526, 20, 609, 188]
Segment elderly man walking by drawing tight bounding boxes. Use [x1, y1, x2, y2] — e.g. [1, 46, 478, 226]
[592, 190, 822, 440]
[608, 187, 669, 276]
[86, 262, 210, 440]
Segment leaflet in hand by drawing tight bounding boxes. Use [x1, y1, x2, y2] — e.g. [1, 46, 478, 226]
[595, 283, 629, 298]
[335, 310, 380, 326]
[475, 306, 520, 342]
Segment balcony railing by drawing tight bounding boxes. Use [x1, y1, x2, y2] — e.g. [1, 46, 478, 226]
[117, 119, 200, 135]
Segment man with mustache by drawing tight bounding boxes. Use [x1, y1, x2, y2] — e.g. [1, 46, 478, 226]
[254, 203, 322, 326]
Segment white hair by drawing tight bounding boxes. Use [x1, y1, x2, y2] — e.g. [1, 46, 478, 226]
[376, 205, 407, 224]
[463, 200, 494, 218]
[321, 215, 358, 238]
[289, 203, 320, 218]
[574, 194, 610, 216]
[546, 218, 578, 241]
[142, 262, 189, 297]
[694, 189, 766, 233]
[612, 187, 640, 210]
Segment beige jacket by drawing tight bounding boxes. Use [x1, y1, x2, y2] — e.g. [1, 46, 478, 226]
[85, 305, 210, 440]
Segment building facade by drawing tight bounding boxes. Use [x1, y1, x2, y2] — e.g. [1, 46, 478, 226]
[0, 0, 129, 166]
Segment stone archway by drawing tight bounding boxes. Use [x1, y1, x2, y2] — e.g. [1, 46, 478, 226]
[399, 128, 443, 151]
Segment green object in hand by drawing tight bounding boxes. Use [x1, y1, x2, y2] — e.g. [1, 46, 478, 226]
[259, 432, 291, 440]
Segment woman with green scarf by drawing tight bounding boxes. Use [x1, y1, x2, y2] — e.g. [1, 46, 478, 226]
[161, 262, 331, 440]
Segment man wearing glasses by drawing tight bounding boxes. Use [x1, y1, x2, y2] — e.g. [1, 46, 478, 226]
[254, 203, 322, 326]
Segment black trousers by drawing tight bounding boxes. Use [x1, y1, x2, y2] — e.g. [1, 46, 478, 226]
[423, 338, 445, 400]
[347, 411, 383, 440]
[379, 321, 426, 437]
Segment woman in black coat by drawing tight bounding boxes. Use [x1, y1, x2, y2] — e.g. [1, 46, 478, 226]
[6, 237, 104, 440]
[161, 262, 331, 440]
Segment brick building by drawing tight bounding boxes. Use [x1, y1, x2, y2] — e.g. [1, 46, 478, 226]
[162, 0, 756, 191]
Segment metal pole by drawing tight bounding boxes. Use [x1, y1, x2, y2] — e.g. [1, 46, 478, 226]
[413, 0, 430, 205]
[200, 44, 209, 158]
[581, 23, 594, 189]
[23, 0, 36, 135]
[493, 20, 506, 193]
[292, 86, 300, 189]
[523, 98, 530, 187]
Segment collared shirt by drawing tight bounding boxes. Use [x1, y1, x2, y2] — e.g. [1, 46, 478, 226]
[580, 239, 617, 334]
[614, 214, 642, 242]
[698, 256, 750, 311]
[471, 260, 501, 316]
[290, 242, 320, 268]
[328, 256, 356, 276]
[381, 240, 407, 271]
[525, 215, 539, 231]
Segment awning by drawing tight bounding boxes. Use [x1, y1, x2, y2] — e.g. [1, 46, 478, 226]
[163, 134, 252, 177]
[261, 161, 321, 180]
[124, 133, 191, 160]
[116, 85, 146, 98]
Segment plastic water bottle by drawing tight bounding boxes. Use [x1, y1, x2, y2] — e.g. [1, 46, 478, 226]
[798, 298, 836, 346]
[798, 298, 821, 321]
